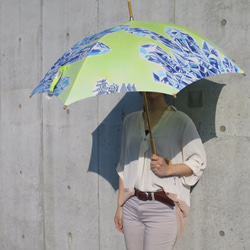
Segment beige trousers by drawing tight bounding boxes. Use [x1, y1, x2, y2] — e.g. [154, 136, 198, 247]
[122, 196, 177, 250]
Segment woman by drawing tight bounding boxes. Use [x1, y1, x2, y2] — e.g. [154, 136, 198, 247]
[114, 92, 206, 250]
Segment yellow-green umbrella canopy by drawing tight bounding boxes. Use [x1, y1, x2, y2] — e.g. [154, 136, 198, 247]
[30, 20, 244, 108]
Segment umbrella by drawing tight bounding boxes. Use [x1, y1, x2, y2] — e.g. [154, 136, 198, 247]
[30, 0, 244, 154]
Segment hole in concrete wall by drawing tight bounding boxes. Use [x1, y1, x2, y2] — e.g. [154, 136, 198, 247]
[67, 185, 71, 190]
[121, 110, 126, 121]
[220, 126, 226, 132]
[219, 230, 225, 236]
[221, 19, 227, 26]
[19, 104, 22, 109]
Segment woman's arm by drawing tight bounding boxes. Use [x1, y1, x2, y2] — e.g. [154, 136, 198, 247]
[114, 177, 124, 233]
[150, 154, 193, 177]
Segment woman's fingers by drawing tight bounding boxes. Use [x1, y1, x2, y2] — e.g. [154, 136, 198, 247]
[114, 208, 124, 233]
[150, 155, 169, 177]
[115, 217, 123, 232]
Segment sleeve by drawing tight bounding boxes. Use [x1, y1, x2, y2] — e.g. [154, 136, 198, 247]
[181, 120, 207, 186]
[116, 118, 127, 180]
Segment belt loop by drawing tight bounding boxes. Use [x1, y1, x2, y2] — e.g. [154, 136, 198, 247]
[151, 192, 155, 201]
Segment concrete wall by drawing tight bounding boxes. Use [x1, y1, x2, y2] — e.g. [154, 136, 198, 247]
[0, 0, 249, 249]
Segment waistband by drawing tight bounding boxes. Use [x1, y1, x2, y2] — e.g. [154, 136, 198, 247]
[134, 189, 175, 207]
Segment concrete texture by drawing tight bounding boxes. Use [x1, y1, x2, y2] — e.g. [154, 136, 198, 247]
[0, 0, 249, 249]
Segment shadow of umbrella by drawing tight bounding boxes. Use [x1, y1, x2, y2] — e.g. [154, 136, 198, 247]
[173, 79, 225, 192]
[88, 80, 225, 191]
[88, 92, 142, 190]
[174, 79, 225, 143]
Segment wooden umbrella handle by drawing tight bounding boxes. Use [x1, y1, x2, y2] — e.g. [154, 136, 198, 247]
[165, 157, 172, 165]
[143, 92, 156, 155]
[142, 93, 172, 162]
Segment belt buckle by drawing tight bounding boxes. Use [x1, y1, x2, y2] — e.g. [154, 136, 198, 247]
[140, 191, 149, 201]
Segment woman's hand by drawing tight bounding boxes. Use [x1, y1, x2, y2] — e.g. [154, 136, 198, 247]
[150, 154, 171, 177]
[114, 206, 123, 233]
[151, 154, 193, 177]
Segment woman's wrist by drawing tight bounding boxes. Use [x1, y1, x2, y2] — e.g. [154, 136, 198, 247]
[168, 163, 193, 177]
[173, 164, 178, 176]
[165, 164, 178, 177]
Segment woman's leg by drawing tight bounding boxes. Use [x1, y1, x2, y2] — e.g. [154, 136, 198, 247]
[122, 196, 145, 250]
[123, 196, 177, 250]
[142, 201, 177, 250]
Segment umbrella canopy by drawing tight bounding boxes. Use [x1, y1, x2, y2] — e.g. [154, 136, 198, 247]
[30, 20, 244, 108]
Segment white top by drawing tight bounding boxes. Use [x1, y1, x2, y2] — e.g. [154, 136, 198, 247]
[116, 106, 206, 207]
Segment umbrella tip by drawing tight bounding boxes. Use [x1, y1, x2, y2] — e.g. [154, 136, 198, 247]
[243, 72, 247, 76]
[127, 0, 134, 21]
[63, 105, 67, 110]
[173, 94, 177, 99]
[29, 95, 32, 98]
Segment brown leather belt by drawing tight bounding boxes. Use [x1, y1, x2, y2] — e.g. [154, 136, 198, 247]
[134, 189, 175, 207]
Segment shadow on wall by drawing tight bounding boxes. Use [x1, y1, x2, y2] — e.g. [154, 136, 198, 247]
[88, 79, 225, 191]
[174, 79, 225, 143]
[88, 92, 142, 190]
